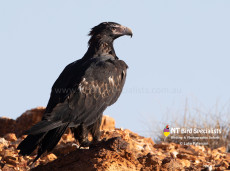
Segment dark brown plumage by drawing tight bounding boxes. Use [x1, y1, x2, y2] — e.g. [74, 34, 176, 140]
[17, 22, 132, 162]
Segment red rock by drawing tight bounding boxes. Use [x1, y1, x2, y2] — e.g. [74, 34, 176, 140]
[0, 138, 9, 146]
[179, 159, 190, 167]
[4, 156, 17, 166]
[4, 133, 17, 142]
[0, 107, 45, 137]
[100, 115, 115, 131]
[221, 161, 229, 168]
[0, 117, 16, 137]
[40, 153, 57, 165]
[2, 165, 15, 171]
[15, 107, 45, 136]
[1, 107, 230, 170]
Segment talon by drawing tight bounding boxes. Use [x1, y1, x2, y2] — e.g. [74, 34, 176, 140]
[72, 143, 80, 148]
[80, 146, 89, 149]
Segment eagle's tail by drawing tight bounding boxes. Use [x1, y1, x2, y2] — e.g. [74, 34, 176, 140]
[17, 123, 69, 163]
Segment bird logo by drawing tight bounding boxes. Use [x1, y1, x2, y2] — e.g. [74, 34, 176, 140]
[163, 125, 170, 137]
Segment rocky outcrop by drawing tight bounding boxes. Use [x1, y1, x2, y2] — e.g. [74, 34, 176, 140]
[15, 107, 45, 136]
[0, 107, 45, 137]
[0, 108, 230, 170]
[100, 115, 115, 131]
[0, 117, 16, 137]
[33, 130, 155, 171]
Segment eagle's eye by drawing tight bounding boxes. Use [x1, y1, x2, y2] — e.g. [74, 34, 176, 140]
[111, 27, 116, 31]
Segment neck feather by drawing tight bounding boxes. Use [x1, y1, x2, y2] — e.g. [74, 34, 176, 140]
[83, 35, 117, 59]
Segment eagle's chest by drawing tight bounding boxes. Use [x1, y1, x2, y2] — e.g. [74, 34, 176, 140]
[78, 60, 127, 99]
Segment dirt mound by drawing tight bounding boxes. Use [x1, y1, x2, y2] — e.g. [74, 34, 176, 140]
[0, 108, 230, 170]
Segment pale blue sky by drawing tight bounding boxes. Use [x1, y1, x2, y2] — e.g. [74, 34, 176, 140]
[1, 1, 230, 136]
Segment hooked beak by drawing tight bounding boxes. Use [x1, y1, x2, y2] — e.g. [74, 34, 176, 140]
[123, 27, 133, 38]
[112, 25, 133, 39]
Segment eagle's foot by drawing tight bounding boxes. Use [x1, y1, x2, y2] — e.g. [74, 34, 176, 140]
[79, 140, 91, 149]
[87, 139, 102, 149]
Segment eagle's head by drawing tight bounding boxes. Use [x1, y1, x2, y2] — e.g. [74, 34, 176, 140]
[88, 22, 132, 46]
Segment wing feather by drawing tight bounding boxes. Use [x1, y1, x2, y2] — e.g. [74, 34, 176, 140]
[41, 57, 127, 128]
